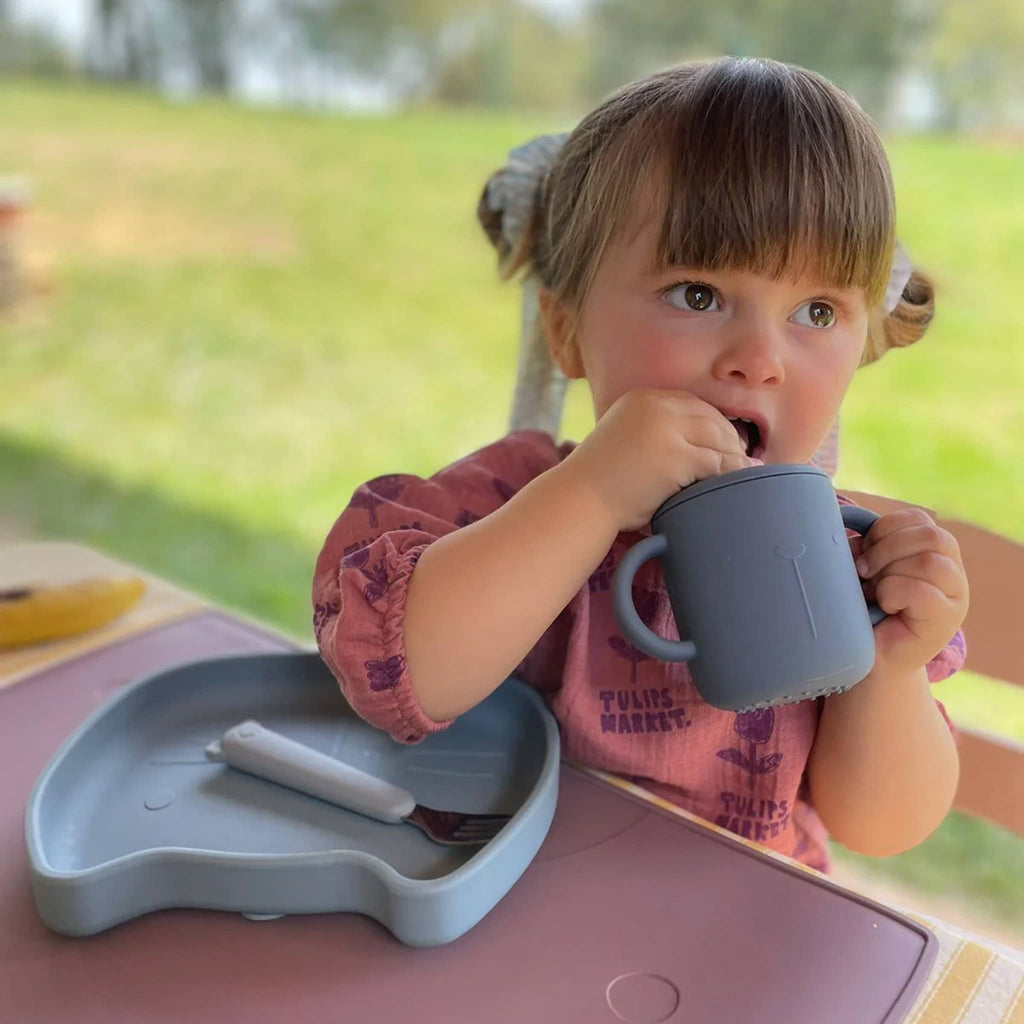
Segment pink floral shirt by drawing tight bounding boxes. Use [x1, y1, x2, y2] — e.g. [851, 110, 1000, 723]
[312, 429, 966, 873]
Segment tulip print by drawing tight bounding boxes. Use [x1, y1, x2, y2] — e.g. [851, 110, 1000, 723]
[359, 557, 390, 604]
[312, 600, 340, 643]
[341, 546, 370, 570]
[366, 655, 404, 691]
[607, 589, 659, 684]
[341, 545, 390, 605]
[350, 475, 405, 527]
[608, 636, 649, 685]
[736, 708, 775, 745]
[716, 708, 784, 790]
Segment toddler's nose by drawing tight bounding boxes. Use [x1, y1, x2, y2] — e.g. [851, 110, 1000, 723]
[713, 335, 785, 386]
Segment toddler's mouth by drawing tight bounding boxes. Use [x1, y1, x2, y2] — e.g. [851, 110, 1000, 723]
[728, 416, 765, 459]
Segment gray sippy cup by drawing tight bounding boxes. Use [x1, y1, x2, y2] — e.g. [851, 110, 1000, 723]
[611, 464, 888, 712]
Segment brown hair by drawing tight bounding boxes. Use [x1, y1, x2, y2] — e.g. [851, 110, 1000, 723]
[479, 56, 934, 367]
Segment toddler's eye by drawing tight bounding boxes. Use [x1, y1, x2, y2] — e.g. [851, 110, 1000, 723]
[793, 300, 836, 329]
[664, 281, 719, 312]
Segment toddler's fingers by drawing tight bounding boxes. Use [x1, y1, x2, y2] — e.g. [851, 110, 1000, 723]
[681, 412, 748, 456]
[859, 552, 967, 602]
[856, 524, 962, 580]
[874, 574, 952, 623]
[686, 446, 761, 483]
[860, 508, 960, 559]
[859, 507, 931, 545]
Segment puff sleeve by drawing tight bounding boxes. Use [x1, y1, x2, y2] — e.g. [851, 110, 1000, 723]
[312, 429, 572, 743]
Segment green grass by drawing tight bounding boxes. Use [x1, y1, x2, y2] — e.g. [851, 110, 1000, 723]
[1, 77, 1022, 933]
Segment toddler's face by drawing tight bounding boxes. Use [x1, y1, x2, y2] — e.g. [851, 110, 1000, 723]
[559, 216, 870, 465]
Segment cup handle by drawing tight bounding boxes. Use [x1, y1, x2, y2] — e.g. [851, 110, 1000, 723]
[840, 505, 889, 626]
[611, 534, 698, 662]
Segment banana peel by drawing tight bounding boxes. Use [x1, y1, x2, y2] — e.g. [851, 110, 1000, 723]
[0, 576, 147, 649]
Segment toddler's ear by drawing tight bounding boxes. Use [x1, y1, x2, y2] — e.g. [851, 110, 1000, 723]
[538, 287, 585, 379]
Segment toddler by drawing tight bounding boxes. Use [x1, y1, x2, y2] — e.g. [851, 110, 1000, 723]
[313, 57, 968, 873]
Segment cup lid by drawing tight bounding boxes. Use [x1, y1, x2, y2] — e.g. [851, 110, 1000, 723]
[652, 463, 828, 523]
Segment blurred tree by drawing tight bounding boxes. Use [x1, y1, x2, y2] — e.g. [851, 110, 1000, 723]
[176, 0, 235, 93]
[926, 0, 1024, 132]
[23, 0, 1024, 134]
[432, 2, 588, 108]
[267, 0, 488, 103]
[85, 0, 233, 94]
[85, 0, 162, 83]
[0, 6, 75, 77]
[584, 0, 914, 126]
[272, 0, 582, 108]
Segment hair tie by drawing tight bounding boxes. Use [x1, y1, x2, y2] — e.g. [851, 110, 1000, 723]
[883, 241, 914, 315]
[484, 132, 569, 253]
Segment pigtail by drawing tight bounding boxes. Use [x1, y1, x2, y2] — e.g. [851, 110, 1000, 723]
[477, 134, 572, 438]
[476, 168, 551, 284]
[886, 267, 936, 343]
[476, 131, 567, 289]
[475, 174, 513, 265]
[861, 267, 937, 366]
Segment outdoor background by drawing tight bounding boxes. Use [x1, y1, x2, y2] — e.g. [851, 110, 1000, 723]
[2, 0, 1022, 945]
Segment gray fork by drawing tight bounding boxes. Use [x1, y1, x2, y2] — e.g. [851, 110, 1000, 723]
[206, 720, 511, 847]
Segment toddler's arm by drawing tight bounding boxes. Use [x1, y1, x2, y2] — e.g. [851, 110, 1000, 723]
[316, 390, 753, 739]
[404, 457, 617, 721]
[808, 659, 961, 857]
[404, 385, 757, 719]
[809, 499, 967, 856]
[312, 430, 614, 743]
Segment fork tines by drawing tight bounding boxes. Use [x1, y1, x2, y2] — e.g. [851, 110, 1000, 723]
[408, 805, 511, 845]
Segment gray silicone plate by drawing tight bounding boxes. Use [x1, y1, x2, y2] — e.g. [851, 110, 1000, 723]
[25, 651, 560, 946]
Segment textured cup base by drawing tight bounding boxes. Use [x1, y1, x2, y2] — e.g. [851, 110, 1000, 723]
[735, 680, 859, 713]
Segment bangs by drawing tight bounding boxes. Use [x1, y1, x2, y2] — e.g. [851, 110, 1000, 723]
[604, 61, 898, 307]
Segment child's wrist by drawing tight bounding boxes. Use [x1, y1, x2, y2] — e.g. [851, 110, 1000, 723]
[824, 662, 931, 716]
[551, 456, 623, 540]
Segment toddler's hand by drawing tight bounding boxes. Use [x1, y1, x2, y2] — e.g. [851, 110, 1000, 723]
[849, 507, 969, 675]
[562, 387, 762, 532]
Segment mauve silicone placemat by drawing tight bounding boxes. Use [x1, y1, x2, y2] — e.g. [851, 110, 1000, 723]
[0, 612, 935, 1023]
